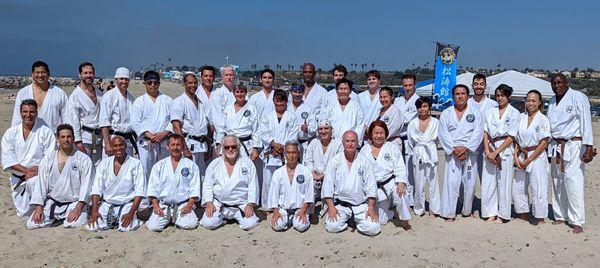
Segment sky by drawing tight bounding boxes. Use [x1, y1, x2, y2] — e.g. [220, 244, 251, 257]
[1, 0, 599, 77]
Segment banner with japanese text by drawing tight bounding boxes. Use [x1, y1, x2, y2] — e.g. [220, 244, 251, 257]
[432, 42, 460, 110]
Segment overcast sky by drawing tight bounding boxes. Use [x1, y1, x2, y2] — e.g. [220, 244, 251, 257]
[1, 0, 598, 76]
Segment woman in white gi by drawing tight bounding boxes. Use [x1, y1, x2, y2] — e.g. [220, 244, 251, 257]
[87, 136, 146, 232]
[259, 90, 299, 209]
[513, 90, 551, 225]
[131, 71, 173, 179]
[268, 141, 314, 232]
[303, 120, 342, 202]
[318, 78, 365, 142]
[370, 87, 402, 147]
[146, 135, 201, 231]
[406, 97, 441, 217]
[322, 130, 381, 236]
[360, 120, 412, 230]
[438, 84, 484, 221]
[481, 84, 520, 222]
[171, 73, 211, 173]
[27, 124, 92, 229]
[215, 83, 261, 160]
[200, 135, 260, 230]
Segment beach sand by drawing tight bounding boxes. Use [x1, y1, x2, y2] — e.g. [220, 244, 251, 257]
[1, 82, 599, 267]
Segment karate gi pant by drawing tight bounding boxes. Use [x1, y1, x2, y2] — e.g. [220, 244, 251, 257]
[260, 164, 279, 210]
[138, 141, 168, 179]
[412, 163, 441, 216]
[513, 158, 548, 219]
[146, 202, 199, 232]
[402, 139, 415, 207]
[10, 175, 38, 218]
[551, 142, 585, 226]
[27, 200, 88, 229]
[271, 208, 310, 232]
[323, 202, 381, 236]
[86, 201, 141, 232]
[441, 154, 478, 219]
[191, 152, 207, 178]
[200, 203, 259, 231]
[377, 181, 412, 224]
[83, 142, 103, 167]
[481, 156, 514, 220]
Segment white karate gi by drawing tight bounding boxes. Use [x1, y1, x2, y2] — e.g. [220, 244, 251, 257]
[267, 164, 314, 232]
[290, 102, 317, 145]
[171, 93, 211, 173]
[200, 157, 260, 230]
[26, 150, 92, 229]
[324, 89, 358, 109]
[321, 152, 381, 236]
[249, 89, 275, 118]
[438, 105, 484, 218]
[547, 89, 593, 226]
[372, 106, 404, 150]
[360, 142, 411, 224]
[208, 85, 235, 129]
[319, 99, 365, 142]
[303, 138, 342, 200]
[215, 102, 261, 156]
[303, 83, 328, 117]
[356, 89, 383, 126]
[195, 85, 218, 126]
[146, 157, 201, 231]
[406, 117, 441, 216]
[1, 120, 55, 218]
[481, 105, 520, 220]
[66, 85, 104, 165]
[513, 111, 551, 219]
[259, 110, 299, 208]
[468, 97, 499, 180]
[131, 93, 173, 179]
[87, 156, 146, 232]
[98, 88, 136, 156]
[395, 94, 419, 205]
[12, 84, 68, 132]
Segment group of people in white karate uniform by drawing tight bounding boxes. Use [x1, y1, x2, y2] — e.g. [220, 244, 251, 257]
[1, 61, 595, 236]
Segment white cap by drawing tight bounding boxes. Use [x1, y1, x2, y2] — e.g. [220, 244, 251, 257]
[317, 118, 332, 127]
[114, 67, 130, 79]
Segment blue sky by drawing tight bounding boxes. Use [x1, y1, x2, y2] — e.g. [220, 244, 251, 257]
[1, 0, 598, 76]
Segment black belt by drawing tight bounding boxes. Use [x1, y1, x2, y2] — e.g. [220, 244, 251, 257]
[215, 198, 246, 217]
[185, 133, 213, 144]
[108, 129, 139, 155]
[12, 173, 26, 196]
[376, 175, 395, 189]
[82, 125, 102, 134]
[298, 139, 309, 144]
[102, 198, 134, 227]
[48, 197, 74, 220]
[333, 199, 367, 220]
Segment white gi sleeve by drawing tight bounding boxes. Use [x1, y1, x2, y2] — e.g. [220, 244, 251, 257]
[578, 94, 594, 146]
[266, 171, 280, 209]
[130, 99, 148, 138]
[392, 148, 408, 184]
[90, 164, 106, 197]
[201, 161, 216, 205]
[146, 163, 161, 198]
[42, 130, 57, 157]
[321, 156, 337, 199]
[66, 98, 83, 142]
[11, 91, 24, 127]
[78, 155, 94, 204]
[438, 109, 455, 155]
[132, 161, 146, 197]
[362, 161, 377, 199]
[29, 154, 51, 205]
[247, 162, 259, 205]
[354, 105, 365, 142]
[302, 142, 315, 170]
[304, 170, 315, 204]
[98, 94, 112, 128]
[259, 115, 274, 148]
[466, 110, 484, 152]
[1, 129, 18, 170]
[188, 162, 201, 199]
[58, 88, 68, 125]
[250, 108, 261, 149]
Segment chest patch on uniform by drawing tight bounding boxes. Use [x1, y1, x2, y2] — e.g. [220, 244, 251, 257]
[181, 167, 190, 177]
[71, 164, 78, 171]
[565, 105, 573, 113]
[384, 153, 391, 161]
[296, 174, 305, 184]
[301, 112, 309, 119]
[504, 118, 510, 124]
[243, 110, 251, 117]
[382, 116, 389, 122]
[466, 114, 475, 123]
[241, 167, 248, 175]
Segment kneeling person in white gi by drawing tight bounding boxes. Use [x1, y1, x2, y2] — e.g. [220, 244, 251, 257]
[200, 135, 260, 230]
[322, 130, 380, 236]
[146, 134, 201, 231]
[268, 141, 314, 232]
[87, 136, 145, 232]
[28, 124, 93, 229]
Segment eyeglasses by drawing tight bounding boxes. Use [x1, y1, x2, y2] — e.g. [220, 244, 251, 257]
[146, 81, 160, 86]
[224, 145, 238, 150]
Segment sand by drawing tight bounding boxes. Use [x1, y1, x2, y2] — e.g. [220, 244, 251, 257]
[1, 82, 599, 267]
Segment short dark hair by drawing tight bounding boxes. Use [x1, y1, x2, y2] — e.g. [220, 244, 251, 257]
[495, 84, 513, 98]
[273, 89, 287, 102]
[336, 78, 353, 90]
[472, 73, 486, 83]
[200, 65, 216, 76]
[31, 61, 50, 74]
[415, 96, 432, 110]
[368, 120, 389, 139]
[168, 134, 184, 143]
[332, 65, 348, 76]
[380, 86, 394, 96]
[526, 89, 543, 108]
[260, 68, 275, 78]
[78, 62, 95, 74]
[143, 70, 160, 81]
[452, 84, 470, 95]
[56, 124, 74, 137]
[183, 73, 197, 83]
[401, 73, 416, 82]
[550, 73, 567, 83]
[20, 99, 38, 112]
[365, 70, 381, 80]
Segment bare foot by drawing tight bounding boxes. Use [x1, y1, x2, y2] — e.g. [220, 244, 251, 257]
[572, 225, 583, 234]
[445, 218, 455, 223]
[552, 220, 565, 225]
[486, 216, 497, 222]
[428, 213, 436, 218]
[515, 214, 528, 221]
[400, 220, 412, 231]
[532, 218, 545, 225]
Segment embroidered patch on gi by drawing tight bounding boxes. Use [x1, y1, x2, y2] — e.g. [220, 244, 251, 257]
[296, 175, 305, 184]
[504, 118, 510, 124]
[358, 169, 364, 178]
[301, 112, 309, 120]
[466, 114, 475, 123]
[382, 116, 389, 122]
[243, 110, 251, 117]
[384, 153, 391, 161]
[535, 125, 540, 132]
[181, 167, 190, 177]
[71, 164, 78, 171]
[241, 167, 248, 175]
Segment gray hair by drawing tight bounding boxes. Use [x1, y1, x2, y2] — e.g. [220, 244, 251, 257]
[221, 134, 242, 155]
[220, 65, 235, 76]
[284, 140, 300, 151]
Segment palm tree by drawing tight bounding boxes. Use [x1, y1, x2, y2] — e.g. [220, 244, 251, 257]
[371, 63, 375, 70]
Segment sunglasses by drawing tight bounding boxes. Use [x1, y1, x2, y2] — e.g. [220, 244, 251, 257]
[145, 81, 160, 86]
[224, 145, 238, 150]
